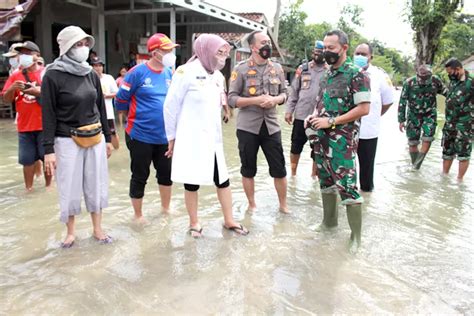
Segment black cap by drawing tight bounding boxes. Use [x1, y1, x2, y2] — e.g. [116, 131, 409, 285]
[90, 56, 104, 65]
[14, 41, 40, 53]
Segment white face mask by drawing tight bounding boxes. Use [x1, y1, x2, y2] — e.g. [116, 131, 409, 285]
[19, 54, 34, 68]
[160, 52, 176, 68]
[215, 56, 226, 71]
[67, 46, 90, 63]
[9, 57, 19, 69]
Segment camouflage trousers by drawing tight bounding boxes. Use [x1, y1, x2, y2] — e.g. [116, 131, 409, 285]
[406, 110, 437, 146]
[313, 131, 363, 204]
[441, 127, 472, 161]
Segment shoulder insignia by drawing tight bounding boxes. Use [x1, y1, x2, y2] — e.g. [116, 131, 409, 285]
[230, 71, 238, 82]
[295, 67, 302, 77]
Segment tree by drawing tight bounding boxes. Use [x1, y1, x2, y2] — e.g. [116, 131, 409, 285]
[337, 4, 367, 57]
[278, 0, 332, 66]
[406, 0, 463, 66]
[435, 13, 474, 64]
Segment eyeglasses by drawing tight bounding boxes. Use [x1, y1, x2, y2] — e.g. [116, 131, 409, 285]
[216, 49, 230, 57]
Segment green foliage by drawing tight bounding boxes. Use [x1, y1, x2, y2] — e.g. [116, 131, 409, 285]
[337, 4, 367, 57]
[435, 13, 474, 64]
[278, 0, 332, 66]
[405, 0, 463, 64]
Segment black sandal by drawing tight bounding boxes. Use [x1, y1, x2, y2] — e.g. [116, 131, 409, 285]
[189, 227, 203, 238]
[223, 224, 249, 236]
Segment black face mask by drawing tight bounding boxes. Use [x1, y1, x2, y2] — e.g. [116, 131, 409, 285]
[258, 45, 272, 59]
[323, 50, 341, 65]
[448, 73, 459, 81]
[313, 54, 325, 64]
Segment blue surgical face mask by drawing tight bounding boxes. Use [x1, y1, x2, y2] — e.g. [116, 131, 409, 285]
[19, 54, 34, 68]
[354, 55, 368, 68]
[9, 57, 19, 69]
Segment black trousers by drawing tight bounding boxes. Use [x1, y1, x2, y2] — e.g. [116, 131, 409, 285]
[357, 137, 378, 192]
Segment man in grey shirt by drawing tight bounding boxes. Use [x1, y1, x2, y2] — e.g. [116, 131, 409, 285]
[285, 40, 326, 176]
[228, 30, 289, 214]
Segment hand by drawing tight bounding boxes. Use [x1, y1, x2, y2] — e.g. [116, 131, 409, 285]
[165, 139, 175, 158]
[259, 94, 275, 108]
[44, 153, 56, 176]
[106, 143, 113, 158]
[309, 117, 331, 129]
[284, 113, 293, 125]
[22, 86, 40, 96]
[399, 122, 405, 132]
[304, 115, 315, 128]
[11, 80, 26, 91]
[223, 109, 230, 124]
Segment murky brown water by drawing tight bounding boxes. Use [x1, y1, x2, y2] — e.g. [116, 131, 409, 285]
[1, 92, 473, 314]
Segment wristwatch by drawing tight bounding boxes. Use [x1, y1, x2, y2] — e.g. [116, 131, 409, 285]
[328, 117, 336, 129]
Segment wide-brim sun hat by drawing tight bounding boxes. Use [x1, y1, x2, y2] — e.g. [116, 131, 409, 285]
[2, 43, 23, 57]
[57, 25, 95, 56]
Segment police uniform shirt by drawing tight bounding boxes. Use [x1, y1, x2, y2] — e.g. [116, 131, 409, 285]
[228, 58, 287, 135]
[286, 61, 326, 120]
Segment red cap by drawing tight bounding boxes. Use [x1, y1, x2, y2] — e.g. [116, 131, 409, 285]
[147, 33, 179, 52]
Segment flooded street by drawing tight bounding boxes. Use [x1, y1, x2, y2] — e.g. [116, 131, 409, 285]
[0, 92, 473, 314]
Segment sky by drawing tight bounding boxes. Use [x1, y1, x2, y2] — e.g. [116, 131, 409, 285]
[206, 0, 474, 58]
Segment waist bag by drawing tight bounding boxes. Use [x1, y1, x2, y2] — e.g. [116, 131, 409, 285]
[70, 123, 102, 148]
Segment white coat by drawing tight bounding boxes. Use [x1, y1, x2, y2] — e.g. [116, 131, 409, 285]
[163, 59, 229, 185]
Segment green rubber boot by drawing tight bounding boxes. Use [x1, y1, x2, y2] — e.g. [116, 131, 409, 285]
[413, 152, 426, 170]
[409, 152, 418, 165]
[346, 204, 362, 254]
[316, 193, 338, 231]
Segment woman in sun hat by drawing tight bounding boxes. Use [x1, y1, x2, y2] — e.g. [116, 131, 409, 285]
[41, 25, 113, 248]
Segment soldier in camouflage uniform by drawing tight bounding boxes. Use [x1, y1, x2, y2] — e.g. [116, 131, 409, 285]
[441, 58, 473, 181]
[398, 64, 447, 169]
[306, 30, 371, 254]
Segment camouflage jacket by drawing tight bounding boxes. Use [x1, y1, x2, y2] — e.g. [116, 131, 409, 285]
[444, 70, 474, 133]
[315, 58, 371, 136]
[398, 75, 447, 123]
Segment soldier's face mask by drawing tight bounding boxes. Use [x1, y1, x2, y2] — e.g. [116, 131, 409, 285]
[323, 49, 342, 65]
[258, 44, 272, 60]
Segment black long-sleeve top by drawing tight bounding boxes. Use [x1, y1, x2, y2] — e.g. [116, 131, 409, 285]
[41, 69, 111, 154]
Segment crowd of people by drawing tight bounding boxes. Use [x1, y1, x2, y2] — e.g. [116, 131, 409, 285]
[1, 25, 472, 253]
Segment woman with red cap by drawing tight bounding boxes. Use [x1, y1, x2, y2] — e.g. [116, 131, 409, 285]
[164, 34, 248, 238]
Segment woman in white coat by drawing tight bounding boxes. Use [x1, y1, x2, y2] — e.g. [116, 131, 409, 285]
[164, 34, 248, 238]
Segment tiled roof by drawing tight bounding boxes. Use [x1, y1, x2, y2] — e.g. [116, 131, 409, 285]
[237, 12, 266, 24]
[195, 32, 246, 44]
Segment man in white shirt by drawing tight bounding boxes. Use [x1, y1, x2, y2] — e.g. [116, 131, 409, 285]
[91, 57, 120, 149]
[353, 43, 395, 192]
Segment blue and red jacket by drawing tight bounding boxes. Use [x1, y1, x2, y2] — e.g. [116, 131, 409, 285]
[115, 63, 172, 144]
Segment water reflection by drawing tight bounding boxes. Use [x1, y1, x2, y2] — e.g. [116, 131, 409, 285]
[0, 95, 472, 313]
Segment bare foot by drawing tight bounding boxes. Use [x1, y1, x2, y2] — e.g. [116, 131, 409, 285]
[133, 216, 149, 226]
[279, 206, 291, 214]
[247, 206, 257, 214]
[161, 207, 172, 215]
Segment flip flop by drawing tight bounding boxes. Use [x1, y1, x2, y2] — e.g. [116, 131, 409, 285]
[223, 224, 249, 236]
[188, 227, 203, 238]
[60, 240, 74, 249]
[95, 235, 113, 244]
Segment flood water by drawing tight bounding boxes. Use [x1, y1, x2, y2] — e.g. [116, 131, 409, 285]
[1, 92, 473, 314]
